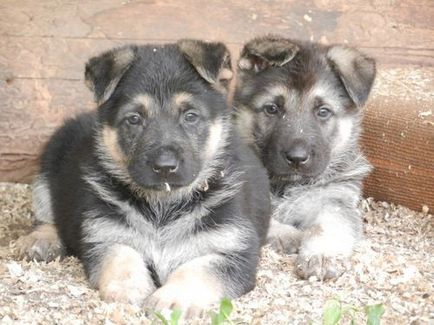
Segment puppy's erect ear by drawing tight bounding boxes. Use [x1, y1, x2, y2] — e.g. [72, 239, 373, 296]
[238, 36, 299, 72]
[178, 39, 233, 93]
[327, 46, 376, 107]
[85, 46, 136, 104]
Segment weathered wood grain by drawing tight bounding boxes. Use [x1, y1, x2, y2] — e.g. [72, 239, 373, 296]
[361, 68, 434, 211]
[0, 78, 93, 182]
[0, 0, 433, 211]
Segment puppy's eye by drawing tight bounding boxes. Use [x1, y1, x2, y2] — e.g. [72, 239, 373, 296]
[126, 114, 142, 125]
[263, 103, 280, 115]
[316, 106, 333, 120]
[184, 111, 199, 123]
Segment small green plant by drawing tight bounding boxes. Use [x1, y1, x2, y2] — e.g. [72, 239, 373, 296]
[322, 298, 385, 325]
[209, 298, 235, 325]
[152, 298, 235, 325]
[154, 308, 182, 325]
[365, 304, 385, 325]
[323, 299, 342, 325]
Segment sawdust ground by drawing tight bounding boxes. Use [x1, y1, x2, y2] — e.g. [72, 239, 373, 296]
[0, 183, 433, 324]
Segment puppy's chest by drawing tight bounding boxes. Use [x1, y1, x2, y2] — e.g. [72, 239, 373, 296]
[123, 203, 214, 281]
[271, 185, 323, 227]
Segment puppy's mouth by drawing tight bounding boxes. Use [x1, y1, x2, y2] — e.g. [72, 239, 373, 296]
[148, 182, 185, 192]
[269, 167, 325, 184]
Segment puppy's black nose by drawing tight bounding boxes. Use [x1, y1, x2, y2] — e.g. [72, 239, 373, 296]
[284, 144, 310, 166]
[152, 149, 179, 175]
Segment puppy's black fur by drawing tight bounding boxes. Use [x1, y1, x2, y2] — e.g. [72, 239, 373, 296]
[234, 36, 375, 280]
[20, 40, 270, 312]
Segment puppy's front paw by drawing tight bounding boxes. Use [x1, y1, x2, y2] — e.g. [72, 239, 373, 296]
[97, 245, 155, 305]
[99, 276, 151, 305]
[268, 232, 301, 254]
[295, 254, 350, 281]
[267, 219, 301, 254]
[146, 284, 209, 319]
[15, 224, 63, 262]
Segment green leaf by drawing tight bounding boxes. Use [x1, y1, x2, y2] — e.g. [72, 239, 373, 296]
[154, 311, 169, 325]
[365, 304, 385, 325]
[219, 298, 233, 319]
[323, 299, 342, 325]
[170, 309, 182, 325]
[210, 311, 225, 325]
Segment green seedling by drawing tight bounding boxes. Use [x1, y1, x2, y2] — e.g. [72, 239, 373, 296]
[322, 298, 385, 325]
[153, 298, 235, 325]
[365, 304, 385, 325]
[323, 299, 342, 325]
[210, 298, 235, 325]
[154, 308, 182, 325]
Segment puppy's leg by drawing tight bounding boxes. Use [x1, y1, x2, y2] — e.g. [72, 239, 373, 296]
[96, 244, 155, 305]
[147, 252, 253, 318]
[296, 207, 358, 280]
[16, 175, 63, 262]
[267, 218, 302, 254]
[147, 254, 223, 318]
[16, 223, 63, 262]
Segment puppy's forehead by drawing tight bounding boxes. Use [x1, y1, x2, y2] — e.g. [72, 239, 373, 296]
[120, 45, 200, 94]
[307, 77, 348, 109]
[126, 91, 199, 117]
[253, 84, 294, 107]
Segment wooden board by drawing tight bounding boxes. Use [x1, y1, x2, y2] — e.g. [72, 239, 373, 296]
[0, 0, 433, 211]
[362, 68, 434, 212]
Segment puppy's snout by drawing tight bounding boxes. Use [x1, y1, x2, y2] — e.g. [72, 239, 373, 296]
[152, 147, 179, 175]
[284, 142, 310, 166]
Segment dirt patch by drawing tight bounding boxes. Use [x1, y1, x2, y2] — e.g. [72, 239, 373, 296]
[0, 183, 433, 324]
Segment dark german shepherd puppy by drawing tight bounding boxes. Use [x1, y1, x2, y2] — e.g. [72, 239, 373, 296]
[17, 40, 270, 316]
[234, 36, 375, 280]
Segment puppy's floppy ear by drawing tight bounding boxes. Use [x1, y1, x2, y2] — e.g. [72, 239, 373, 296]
[178, 39, 233, 93]
[85, 46, 136, 104]
[238, 36, 299, 72]
[327, 46, 376, 107]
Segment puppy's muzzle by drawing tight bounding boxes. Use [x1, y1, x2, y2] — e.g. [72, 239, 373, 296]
[283, 141, 311, 167]
[151, 147, 179, 176]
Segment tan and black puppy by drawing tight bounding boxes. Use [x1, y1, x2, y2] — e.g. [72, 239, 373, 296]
[233, 36, 375, 280]
[17, 40, 270, 316]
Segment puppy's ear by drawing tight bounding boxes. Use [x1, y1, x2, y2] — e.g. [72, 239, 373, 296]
[238, 36, 299, 72]
[178, 39, 233, 93]
[85, 46, 136, 104]
[327, 46, 376, 107]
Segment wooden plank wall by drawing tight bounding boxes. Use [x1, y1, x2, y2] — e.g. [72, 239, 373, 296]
[1, 0, 433, 211]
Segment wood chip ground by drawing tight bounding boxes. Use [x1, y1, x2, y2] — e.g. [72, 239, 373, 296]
[0, 183, 433, 324]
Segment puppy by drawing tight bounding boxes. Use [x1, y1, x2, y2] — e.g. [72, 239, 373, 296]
[233, 36, 375, 280]
[17, 40, 271, 315]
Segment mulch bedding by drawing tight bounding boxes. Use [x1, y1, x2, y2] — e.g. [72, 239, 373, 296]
[0, 183, 433, 324]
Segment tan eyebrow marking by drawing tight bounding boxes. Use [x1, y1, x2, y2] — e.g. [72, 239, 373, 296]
[253, 84, 293, 108]
[172, 92, 194, 110]
[133, 94, 156, 116]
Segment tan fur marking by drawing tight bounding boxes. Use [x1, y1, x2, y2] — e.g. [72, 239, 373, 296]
[300, 211, 356, 258]
[204, 120, 224, 159]
[236, 108, 255, 145]
[253, 84, 292, 108]
[172, 92, 193, 109]
[218, 68, 233, 81]
[133, 93, 155, 117]
[98, 244, 154, 304]
[147, 255, 223, 315]
[102, 126, 127, 166]
[302, 224, 323, 239]
[15, 224, 62, 261]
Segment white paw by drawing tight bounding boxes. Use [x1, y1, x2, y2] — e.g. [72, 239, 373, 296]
[146, 283, 216, 319]
[98, 245, 155, 305]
